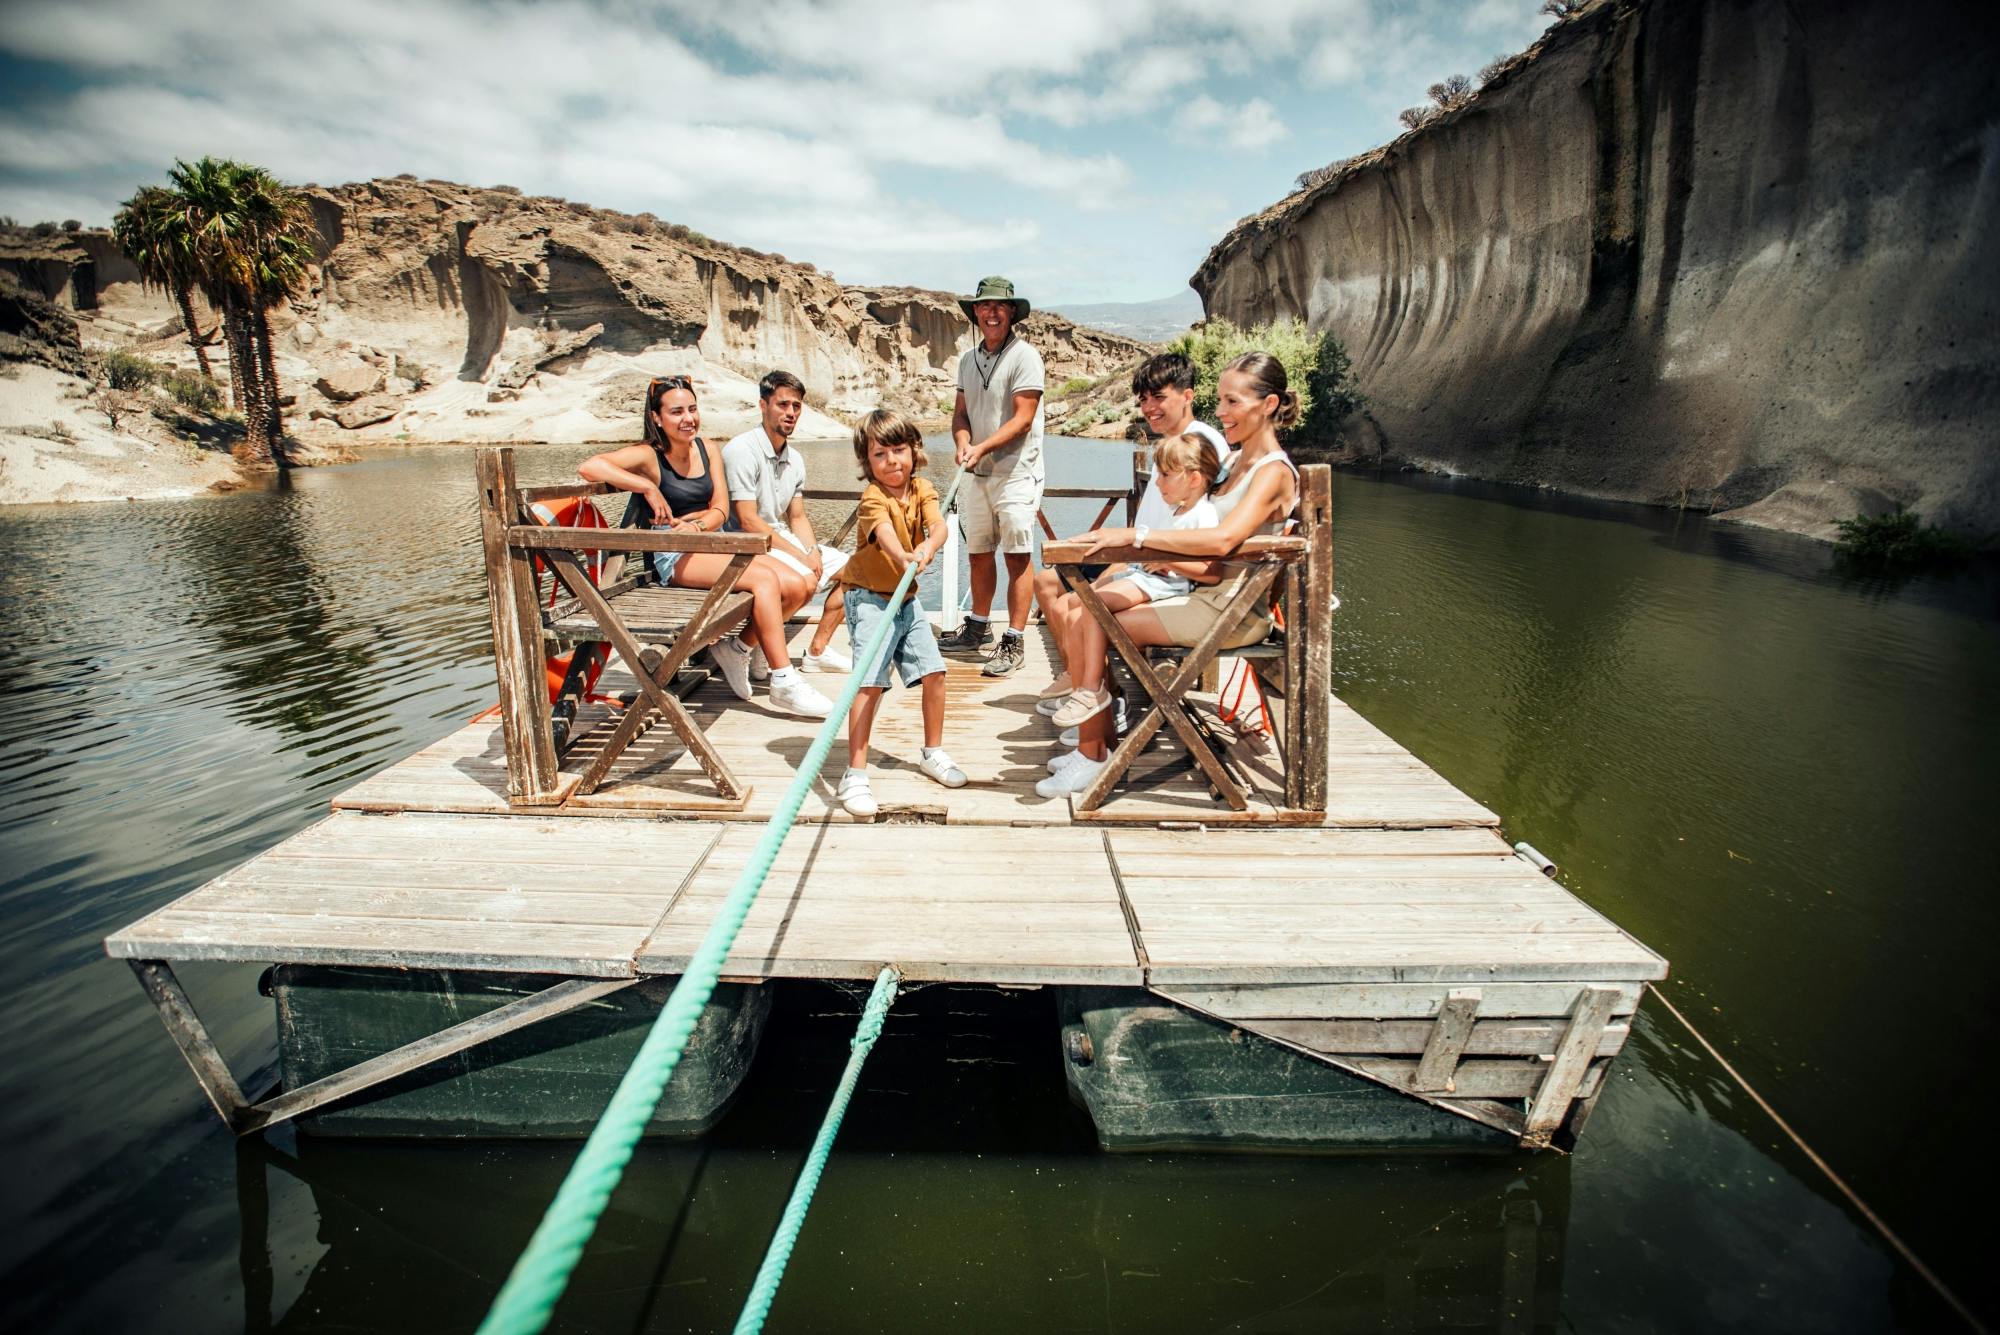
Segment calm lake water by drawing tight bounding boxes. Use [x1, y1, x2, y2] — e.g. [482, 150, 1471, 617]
[1, 439, 1994, 1332]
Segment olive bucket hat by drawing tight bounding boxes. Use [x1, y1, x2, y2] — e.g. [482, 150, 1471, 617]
[958, 275, 1030, 323]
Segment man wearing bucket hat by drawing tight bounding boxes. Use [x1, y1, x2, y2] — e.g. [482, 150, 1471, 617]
[941, 275, 1046, 677]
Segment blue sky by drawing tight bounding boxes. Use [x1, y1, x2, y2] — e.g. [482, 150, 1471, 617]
[0, 0, 1551, 304]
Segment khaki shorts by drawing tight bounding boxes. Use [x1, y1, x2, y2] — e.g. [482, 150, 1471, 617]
[1147, 575, 1273, 649]
[959, 466, 1043, 555]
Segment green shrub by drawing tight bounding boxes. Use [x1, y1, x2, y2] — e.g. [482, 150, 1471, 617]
[102, 348, 164, 391]
[1165, 317, 1362, 449]
[1833, 508, 1972, 573]
[165, 369, 222, 412]
[1058, 376, 1093, 397]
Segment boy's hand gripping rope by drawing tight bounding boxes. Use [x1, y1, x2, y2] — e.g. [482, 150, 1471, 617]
[477, 465, 968, 1335]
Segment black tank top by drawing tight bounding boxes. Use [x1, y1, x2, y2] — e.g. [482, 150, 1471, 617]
[649, 438, 715, 519]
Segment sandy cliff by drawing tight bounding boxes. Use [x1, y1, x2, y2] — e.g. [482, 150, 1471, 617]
[1194, 0, 2000, 542]
[6, 179, 1146, 455]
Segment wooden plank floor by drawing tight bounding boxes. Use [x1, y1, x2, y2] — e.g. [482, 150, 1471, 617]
[331, 623, 1499, 829]
[1105, 828, 1667, 987]
[106, 813, 1659, 991]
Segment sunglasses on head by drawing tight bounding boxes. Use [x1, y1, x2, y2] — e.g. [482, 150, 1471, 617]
[649, 375, 692, 393]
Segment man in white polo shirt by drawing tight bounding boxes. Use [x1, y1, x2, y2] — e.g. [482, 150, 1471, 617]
[941, 275, 1045, 678]
[720, 369, 850, 718]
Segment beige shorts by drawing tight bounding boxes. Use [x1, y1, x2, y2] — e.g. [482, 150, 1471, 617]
[1146, 576, 1274, 649]
[958, 466, 1043, 555]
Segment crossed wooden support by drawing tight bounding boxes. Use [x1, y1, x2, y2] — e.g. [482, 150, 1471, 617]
[477, 447, 769, 809]
[128, 958, 636, 1135]
[1040, 463, 1334, 821]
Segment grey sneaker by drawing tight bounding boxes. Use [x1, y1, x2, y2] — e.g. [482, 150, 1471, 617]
[981, 633, 1025, 677]
[938, 618, 993, 654]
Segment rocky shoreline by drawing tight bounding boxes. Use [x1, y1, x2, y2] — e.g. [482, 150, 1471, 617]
[1, 179, 1149, 506]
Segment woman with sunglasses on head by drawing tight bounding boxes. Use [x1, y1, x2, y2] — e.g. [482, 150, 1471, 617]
[578, 375, 835, 719]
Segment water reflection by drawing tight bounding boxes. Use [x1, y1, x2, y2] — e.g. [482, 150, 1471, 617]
[0, 446, 1994, 1330]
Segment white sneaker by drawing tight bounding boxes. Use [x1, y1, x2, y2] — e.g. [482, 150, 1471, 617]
[918, 748, 967, 788]
[750, 646, 771, 681]
[709, 635, 754, 700]
[1035, 755, 1105, 799]
[803, 648, 852, 673]
[1058, 700, 1127, 748]
[768, 674, 834, 719]
[837, 769, 878, 817]
[1046, 747, 1090, 774]
[1034, 694, 1066, 717]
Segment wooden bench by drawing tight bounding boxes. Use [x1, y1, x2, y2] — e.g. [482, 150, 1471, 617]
[475, 446, 770, 809]
[1042, 464, 1334, 819]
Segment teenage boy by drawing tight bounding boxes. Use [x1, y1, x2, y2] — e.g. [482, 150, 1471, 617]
[722, 370, 849, 718]
[1030, 351, 1227, 665]
[940, 275, 1045, 677]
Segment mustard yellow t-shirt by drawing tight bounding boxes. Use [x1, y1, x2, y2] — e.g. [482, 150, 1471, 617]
[840, 478, 943, 595]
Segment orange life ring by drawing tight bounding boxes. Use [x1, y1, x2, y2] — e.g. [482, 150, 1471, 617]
[528, 495, 612, 704]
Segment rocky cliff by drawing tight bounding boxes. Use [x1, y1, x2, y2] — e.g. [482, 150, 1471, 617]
[7, 179, 1146, 449]
[1194, 0, 2000, 542]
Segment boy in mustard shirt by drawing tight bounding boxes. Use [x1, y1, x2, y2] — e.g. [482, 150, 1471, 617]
[835, 409, 967, 817]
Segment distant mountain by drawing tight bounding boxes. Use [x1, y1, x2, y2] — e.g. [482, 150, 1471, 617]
[1047, 290, 1203, 344]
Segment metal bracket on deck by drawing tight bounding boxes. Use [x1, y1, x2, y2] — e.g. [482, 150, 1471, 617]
[128, 959, 638, 1136]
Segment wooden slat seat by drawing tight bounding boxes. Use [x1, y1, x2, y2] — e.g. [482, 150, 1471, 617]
[547, 585, 754, 647]
[478, 448, 769, 811]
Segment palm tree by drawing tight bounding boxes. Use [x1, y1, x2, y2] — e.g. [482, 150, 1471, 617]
[110, 185, 213, 379]
[161, 156, 319, 466]
[166, 156, 266, 458]
[236, 167, 317, 452]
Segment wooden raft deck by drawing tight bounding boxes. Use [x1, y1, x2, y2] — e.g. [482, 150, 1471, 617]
[106, 621, 1665, 1146]
[331, 626, 1499, 828]
[105, 815, 1661, 990]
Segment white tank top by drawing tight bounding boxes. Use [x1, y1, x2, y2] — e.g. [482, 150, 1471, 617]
[1210, 449, 1298, 534]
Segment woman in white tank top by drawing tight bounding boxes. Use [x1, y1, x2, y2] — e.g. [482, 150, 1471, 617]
[1056, 352, 1302, 776]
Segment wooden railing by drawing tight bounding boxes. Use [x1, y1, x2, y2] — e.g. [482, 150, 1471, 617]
[478, 449, 768, 805]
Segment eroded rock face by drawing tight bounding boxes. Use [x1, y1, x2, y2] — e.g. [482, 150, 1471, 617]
[264, 178, 1148, 438]
[1194, 0, 2000, 542]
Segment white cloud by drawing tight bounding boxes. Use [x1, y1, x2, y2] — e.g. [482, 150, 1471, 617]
[0, 0, 1565, 298]
[1176, 96, 1287, 151]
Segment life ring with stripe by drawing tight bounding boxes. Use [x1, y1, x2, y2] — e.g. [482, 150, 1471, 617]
[527, 495, 612, 704]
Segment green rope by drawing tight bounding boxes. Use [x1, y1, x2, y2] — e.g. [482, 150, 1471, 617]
[478, 468, 966, 1335]
[732, 965, 900, 1335]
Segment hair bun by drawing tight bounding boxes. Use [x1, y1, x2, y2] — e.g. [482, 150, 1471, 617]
[1273, 389, 1302, 430]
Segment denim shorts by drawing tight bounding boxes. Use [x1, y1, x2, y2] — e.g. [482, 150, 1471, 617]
[1118, 564, 1192, 604]
[844, 587, 947, 688]
[650, 548, 684, 586]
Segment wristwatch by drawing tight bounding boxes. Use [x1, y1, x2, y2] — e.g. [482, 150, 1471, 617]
[1133, 525, 1150, 549]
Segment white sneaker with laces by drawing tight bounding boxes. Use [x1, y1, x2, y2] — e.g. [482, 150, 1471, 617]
[709, 635, 754, 700]
[1046, 747, 1089, 774]
[837, 769, 878, 817]
[749, 646, 771, 681]
[768, 674, 834, 719]
[803, 648, 853, 673]
[1035, 754, 1106, 799]
[918, 748, 967, 788]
